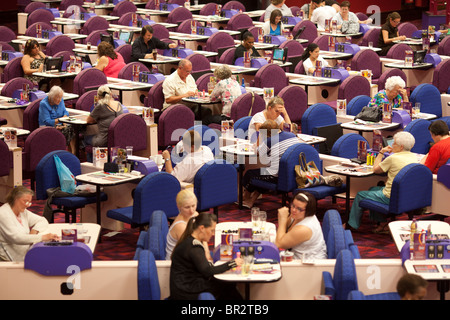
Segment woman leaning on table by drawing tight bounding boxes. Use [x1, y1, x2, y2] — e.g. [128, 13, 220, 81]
[0, 186, 59, 262]
[378, 11, 406, 56]
[367, 76, 408, 109]
[169, 213, 243, 300]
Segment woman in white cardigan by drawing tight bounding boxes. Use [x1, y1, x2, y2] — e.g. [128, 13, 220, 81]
[262, 9, 287, 36]
[0, 186, 59, 261]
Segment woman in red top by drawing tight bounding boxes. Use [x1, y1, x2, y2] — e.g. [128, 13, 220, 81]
[421, 120, 450, 174]
[95, 41, 126, 78]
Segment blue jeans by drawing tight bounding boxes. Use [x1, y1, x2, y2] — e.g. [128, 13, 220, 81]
[348, 186, 390, 229]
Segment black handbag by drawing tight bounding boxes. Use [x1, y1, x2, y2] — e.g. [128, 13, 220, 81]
[354, 106, 382, 122]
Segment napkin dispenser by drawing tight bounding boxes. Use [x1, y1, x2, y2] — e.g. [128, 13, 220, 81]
[44, 8, 60, 18]
[41, 30, 63, 39]
[263, 35, 287, 45]
[139, 71, 165, 84]
[1, 51, 24, 61]
[160, 3, 179, 11]
[197, 26, 218, 36]
[281, 16, 301, 25]
[322, 67, 349, 81]
[213, 240, 280, 262]
[12, 89, 47, 102]
[335, 42, 360, 55]
[425, 53, 441, 67]
[392, 110, 411, 129]
[24, 242, 92, 276]
[133, 159, 158, 176]
[163, 48, 194, 58]
[234, 57, 268, 68]
[221, 9, 239, 18]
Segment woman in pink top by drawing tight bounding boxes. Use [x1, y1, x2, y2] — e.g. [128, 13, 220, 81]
[95, 41, 126, 78]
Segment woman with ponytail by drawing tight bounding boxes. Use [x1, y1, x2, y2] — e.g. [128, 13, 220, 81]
[169, 213, 243, 300]
[378, 12, 406, 56]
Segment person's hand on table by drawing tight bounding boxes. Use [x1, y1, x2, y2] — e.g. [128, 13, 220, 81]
[41, 233, 60, 241]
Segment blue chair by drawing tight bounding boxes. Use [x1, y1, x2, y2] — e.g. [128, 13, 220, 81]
[359, 163, 433, 220]
[106, 172, 180, 228]
[322, 210, 360, 259]
[410, 83, 450, 127]
[194, 159, 238, 216]
[35, 150, 108, 223]
[137, 250, 161, 300]
[323, 249, 358, 300]
[331, 133, 369, 159]
[185, 124, 220, 158]
[135, 210, 169, 260]
[403, 119, 433, 155]
[301, 103, 338, 136]
[348, 290, 400, 300]
[234, 116, 252, 140]
[346, 95, 371, 116]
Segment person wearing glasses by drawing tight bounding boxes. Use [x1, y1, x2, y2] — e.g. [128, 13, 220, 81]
[0, 186, 59, 261]
[378, 12, 406, 56]
[275, 191, 327, 260]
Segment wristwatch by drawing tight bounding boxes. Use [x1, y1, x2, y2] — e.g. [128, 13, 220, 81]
[164, 158, 171, 162]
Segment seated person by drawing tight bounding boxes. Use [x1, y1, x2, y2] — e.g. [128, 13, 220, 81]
[21, 39, 46, 87]
[332, 1, 361, 34]
[275, 192, 327, 260]
[397, 274, 428, 300]
[347, 131, 417, 232]
[86, 85, 123, 149]
[301, 0, 322, 20]
[311, 0, 340, 30]
[420, 120, 450, 174]
[161, 130, 214, 184]
[301, 43, 329, 76]
[262, 9, 289, 36]
[202, 64, 242, 126]
[0, 186, 59, 261]
[378, 12, 406, 56]
[131, 25, 177, 62]
[242, 119, 298, 208]
[233, 31, 261, 64]
[95, 41, 126, 78]
[38, 85, 75, 153]
[247, 96, 292, 142]
[264, 0, 292, 22]
[368, 76, 408, 109]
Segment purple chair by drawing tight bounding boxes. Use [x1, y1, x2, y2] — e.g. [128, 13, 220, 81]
[115, 44, 133, 64]
[386, 43, 412, 60]
[433, 59, 450, 93]
[73, 68, 107, 96]
[398, 22, 418, 38]
[247, 26, 262, 41]
[1, 78, 34, 97]
[279, 39, 305, 72]
[145, 0, 157, 9]
[223, 1, 245, 11]
[108, 113, 147, 153]
[358, 27, 380, 47]
[355, 12, 368, 21]
[205, 32, 236, 62]
[111, 1, 137, 17]
[229, 92, 266, 122]
[177, 19, 194, 34]
[118, 62, 150, 80]
[84, 29, 110, 46]
[294, 60, 305, 74]
[144, 79, 164, 109]
[250, 64, 289, 95]
[45, 35, 75, 56]
[226, 13, 254, 34]
[80, 16, 109, 35]
[195, 73, 214, 91]
[185, 53, 211, 80]
[218, 47, 236, 64]
[377, 68, 407, 91]
[117, 12, 136, 26]
[290, 6, 301, 16]
[293, 20, 317, 47]
[0, 42, 15, 52]
[1, 57, 24, 83]
[23, 127, 67, 190]
[167, 7, 193, 25]
[0, 139, 12, 177]
[199, 3, 219, 16]
[157, 104, 195, 148]
[350, 49, 382, 83]
[59, 0, 83, 11]
[25, 22, 54, 37]
[438, 36, 450, 56]
[54, 50, 74, 63]
[312, 35, 330, 50]
[338, 75, 371, 104]
[75, 90, 97, 111]
[278, 85, 308, 124]
[27, 9, 55, 28]
[0, 26, 16, 43]
[23, 98, 43, 132]
[24, 2, 45, 14]
[151, 24, 170, 40]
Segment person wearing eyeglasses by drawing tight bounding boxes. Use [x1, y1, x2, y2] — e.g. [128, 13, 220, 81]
[275, 191, 327, 260]
[378, 12, 406, 56]
[0, 186, 59, 262]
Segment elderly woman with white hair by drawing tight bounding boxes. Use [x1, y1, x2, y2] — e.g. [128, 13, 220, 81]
[368, 75, 408, 109]
[346, 131, 417, 233]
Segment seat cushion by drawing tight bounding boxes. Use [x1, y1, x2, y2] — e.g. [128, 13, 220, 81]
[52, 193, 107, 208]
[359, 199, 389, 215]
[295, 184, 346, 200]
[106, 206, 133, 224]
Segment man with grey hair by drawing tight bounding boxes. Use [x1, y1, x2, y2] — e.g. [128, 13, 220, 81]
[347, 131, 418, 232]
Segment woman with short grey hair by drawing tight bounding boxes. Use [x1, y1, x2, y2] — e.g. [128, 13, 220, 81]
[368, 75, 408, 109]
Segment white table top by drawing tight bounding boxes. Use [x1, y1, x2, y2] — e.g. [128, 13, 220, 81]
[0, 127, 30, 139]
[384, 61, 434, 69]
[325, 163, 374, 177]
[76, 171, 144, 186]
[214, 260, 282, 283]
[214, 221, 277, 248]
[340, 121, 400, 132]
[44, 222, 101, 253]
[289, 74, 341, 86]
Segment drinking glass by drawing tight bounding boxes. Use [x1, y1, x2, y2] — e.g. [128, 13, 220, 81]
[259, 211, 267, 231]
[251, 207, 260, 229]
[126, 146, 133, 156]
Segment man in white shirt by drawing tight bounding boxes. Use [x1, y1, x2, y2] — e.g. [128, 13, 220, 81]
[162, 130, 214, 184]
[310, 0, 340, 30]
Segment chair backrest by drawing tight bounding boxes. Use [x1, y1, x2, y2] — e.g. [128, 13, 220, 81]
[252, 63, 289, 95]
[301, 103, 337, 135]
[205, 32, 235, 62]
[322, 209, 343, 245]
[234, 116, 252, 139]
[2, 57, 25, 83]
[149, 210, 169, 239]
[359, 27, 380, 47]
[151, 23, 170, 40]
[290, 6, 301, 16]
[73, 68, 108, 95]
[46, 34, 75, 56]
[199, 2, 218, 16]
[147, 226, 166, 260]
[0, 140, 12, 177]
[332, 249, 358, 300]
[167, 6, 192, 24]
[386, 43, 412, 60]
[185, 53, 211, 76]
[327, 224, 347, 259]
[62, 5, 87, 17]
[1, 77, 34, 97]
[35, 150, 81, 200]
[195, 72, 214, 91]
[312, 35, 330, 50]
[177, 18, 194, 34]
[403, 119, 433, 154]
[108, 113, 147, 151]
[409, 83, 442, 118]
[294, 20, 317, 47]
[376, 68, 407, 91]
[59, 0, 83, 11]
[346, 95, 371, 116]
[81, 16, 109, 35]
[389, 163, 433, 214]
[186, 124, 220, 157]
[84, 29, 110, 46]
[115, 44, 133, 64]
[145, 0, 157, 9]
[25, 22, 54, 37]
[157, 104, 195, 147]
[294, 60, 305, 74]
[137, 250, 161, 300]
[24, 2, 46, 13]
[53, 50, 74, 63]
[118, 62, 150, 80]
[279, 39, 305, 58]
[145, 79, 165, 109]
[218, 47, 236, 65]
[0, 42, 15, 52]
[23, 98, 43, 132]
[0, 26, 16, 43]
[117, 12, 135, 26]
[229, 92, 266, 122]
[351, 49, 382, 79]
[277, 85, 307, 123]
[226, 13, 254, 32]
[111, 0, 137, 16]
[438, 35, 450, 56]
[23, 127, 67, 173]
[331, 133, 369, 159]
[223, 1, 245, 11]
[27, 9, 54, 27]
[398, 22, 418, 38]
[338, 75, 371, 102]
[432, 59, 450, 93]
[75, 90, 97, 111]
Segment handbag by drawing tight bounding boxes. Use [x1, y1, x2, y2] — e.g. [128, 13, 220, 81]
[354, 106, 382, 122]
[295, 152, 324, 188]
[53, 154, 77, 194]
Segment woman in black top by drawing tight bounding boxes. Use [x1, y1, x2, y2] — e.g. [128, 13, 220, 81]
[233, 31, 261, 64]
[169, 213, 243, 300]
[131, 25, 177, 62]
[378, 12, 406, 56]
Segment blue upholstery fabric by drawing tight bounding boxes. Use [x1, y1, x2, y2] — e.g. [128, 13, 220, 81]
[301, 103, 337, 136]
[148, 226, 166, 260]
[331, 133, 369, 159]
[346, 95, 371, 116]
[327, 224, 347, 259]
[322, 209, 342, 243]
[410, 83, 450, 126]
[234, 116, 252, 140]
[348, 290, 401, 300]
[186, 124, 220, 158]
[403, 119, 433, 155]
[323, 249, 358, 300]
[137, 250, 161, 300]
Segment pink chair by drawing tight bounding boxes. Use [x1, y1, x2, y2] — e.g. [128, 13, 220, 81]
[438, 36, 450, 56]
[0, 139, 12, 177]
[226, 13, 254, 37]
[0, 26, 16, 43]
[350, 49, 382, 84]
[358, 27, 380, 47]
[25, 22, 54, 37]
[26, 9, 54, 27]
[338, 75, 371, 105]
[144, 79, 164, 110]
[151, 24, 170, 40]
[24, 2, 45, 13]
[167, 6, 193, 25]
[293, 20, 317, 48]
[205, 32, 236, 62]
[223, 1, 245, 12]
[199, 2, 218, 16]
[80, 16, 109, 35]
[398, 22, 418, 38]
[59, 0, 83, 11]
[386, 43, 412, 60]
[312, 35, 331, 50]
